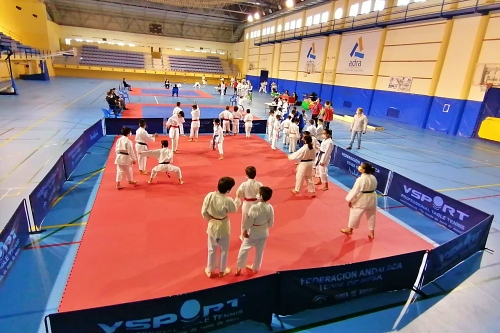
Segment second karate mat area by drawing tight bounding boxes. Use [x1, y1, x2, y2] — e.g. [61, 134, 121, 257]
[58, 134, 434, 312]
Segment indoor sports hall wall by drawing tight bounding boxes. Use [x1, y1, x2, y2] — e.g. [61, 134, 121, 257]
[243, 0, 500, 138]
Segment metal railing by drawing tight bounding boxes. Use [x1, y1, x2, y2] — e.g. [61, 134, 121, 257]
[254, 0, 500, 45]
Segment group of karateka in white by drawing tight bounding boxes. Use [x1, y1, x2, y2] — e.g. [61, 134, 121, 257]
[114, 112, 379, 278]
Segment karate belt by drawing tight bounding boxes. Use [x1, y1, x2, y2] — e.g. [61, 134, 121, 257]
[159, 162, 170, 165]
[315, 151, 325, 166]
[171, 125, 179, 128]
[209, 214, 227, 220]
[118, 152, 129, 155]
[244, 198, 257, 201]
[362, 190, 375, 193]
[223, 118, 230, 121]
[212, 135, 219, 150]
[136, 142, 147, 146]
[300, 159, 313, 162]
[192, 119, 199, 121]
[252, 224, 265, 226]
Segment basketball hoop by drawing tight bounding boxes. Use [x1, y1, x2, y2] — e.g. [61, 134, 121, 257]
[480, 83, 493, 92]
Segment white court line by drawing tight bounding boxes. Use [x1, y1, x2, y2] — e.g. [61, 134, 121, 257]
[154, 95, 159, 104]
[0, 188, 13, 201]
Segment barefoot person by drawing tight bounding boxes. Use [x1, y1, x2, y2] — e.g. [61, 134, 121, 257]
[114, 127, 137, 189]
[315, 129, 334, 191]
[201, 177, 241, 278]
[288, 135, 318, 197]
[235, 186, 274, 276]
[140, 140, 183, 185]
[135, 119, 158, 175]
[340, 162, 378, 239]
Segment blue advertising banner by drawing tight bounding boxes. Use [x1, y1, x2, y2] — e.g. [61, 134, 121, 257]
[63, 120, 104, 179]
[85, 119, 104, 148]
[46, 274, 278, 333]
[277, 251, 425, 315]
[182, 119, 267, 134]
[0, 200, 30, 286]
[332, 147, 391, 194]
[387, 173, 491, 235]
[422, 215, 493, 285]
[29, 157, 66, 228]
[104, 118, 164, 136]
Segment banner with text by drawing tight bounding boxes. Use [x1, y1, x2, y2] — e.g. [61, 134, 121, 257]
[46, 274, 278, 333]
[277, 251, 425, 315]
[336, 30, 383, 75]
[104, 118, 165, 136]
[422, 215, 493, 285]
[0, 200, 30, 286]
[63, 120, 103, 179]
[182, 119, 267, 134]
[387, 173, 490, 235]
[298, 37, 327, 80]
[333, 146, 390, 194]
[29, 157, 66, 229]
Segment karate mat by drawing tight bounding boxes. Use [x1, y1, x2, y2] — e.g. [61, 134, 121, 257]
[130, 88, 214, 98]
[121, 104, 261, 120]
[58, 135, 433, 312]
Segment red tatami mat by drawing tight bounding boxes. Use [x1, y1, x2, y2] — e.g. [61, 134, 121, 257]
[59, 135, 433, 312]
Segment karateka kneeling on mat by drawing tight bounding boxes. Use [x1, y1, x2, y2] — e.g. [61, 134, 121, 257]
[139, 140, 184, 185]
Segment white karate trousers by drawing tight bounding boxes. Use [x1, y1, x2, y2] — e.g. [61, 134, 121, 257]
[190, 122, 200, 139]
[116, 164, 133, 182]
[207, 236, 230, 272]
[150, 163, 182, 180]
[135, 144, 148, 171]
[348, 193, 377, 230]
[237, 237, 267, 271]
[295, 161, 315, 193]
[245, 123, 252, 138]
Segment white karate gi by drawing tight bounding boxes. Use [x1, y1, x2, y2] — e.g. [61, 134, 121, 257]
[281, 118, 291, 145]
[346, 173, 378, 230]
[172, 106, 184, 135]
[267, 115, 275, 142]
[193, 82, 201, 89]
[271, 120, 281, 150]
[135, 127, 155, 171]
[306, 124, 317, 138]
[316, 124, 324, 142]
[244, 113, 253, 138]
[288, 123, 300, 152]
[236, 179, 263, 227]
[114, 136, 137, 182]
[219, 110, 233, 134]
[232, 111, 241, 134]
[288, 144, 318, 193]
[190, 108, 201, 139]
[166, 115, 182, 152]
[259, 82, 267, 93]
[201, 192, 241, 273]
[237, 201, 274, 271]
[316, 138, 334, 183]
[140, 147, 182, 181]
[349, 114, 368, 148]
[211, 125, 224, 154]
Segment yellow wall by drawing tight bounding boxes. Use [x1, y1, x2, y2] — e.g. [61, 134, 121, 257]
[0, 0, 51, 50]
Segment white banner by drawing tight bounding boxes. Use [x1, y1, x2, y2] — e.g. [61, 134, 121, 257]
[298, 37, 326, 74]
[336, 31, 382, 75]
[388, 76, 413, 92]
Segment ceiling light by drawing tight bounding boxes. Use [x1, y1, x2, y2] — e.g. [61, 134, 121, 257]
[129, 44, 135, 47]
[286, 0, 294, 8]
[269, 8, 273, 13]
[277, 5, 282, 10]
[248, 15, 254, 22]
[254, 12, 260, 20]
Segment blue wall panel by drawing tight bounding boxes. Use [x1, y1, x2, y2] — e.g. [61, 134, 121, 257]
[275, 78, 297, 95]
[426, 97, 466, 134]
[319, 84, 334, 103]
[295, 81, 322, 99]
[331, 85, 373, 115]
[370, 90, 432, 127]
[457, 100, 483, 137]
[245, 75, 260, 92]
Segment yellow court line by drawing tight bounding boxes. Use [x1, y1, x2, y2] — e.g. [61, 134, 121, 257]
[437, 183, 500, 192]
[42, 222, 87, 229]
[52, 168, 104, 207]
[0, 82, 105, 149]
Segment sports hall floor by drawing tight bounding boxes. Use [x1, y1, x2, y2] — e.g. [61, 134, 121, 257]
[0, 77, 499, 333]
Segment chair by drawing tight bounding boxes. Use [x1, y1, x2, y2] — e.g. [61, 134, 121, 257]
[119, 90, 130, 103]
[102, 108, 117, 118]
